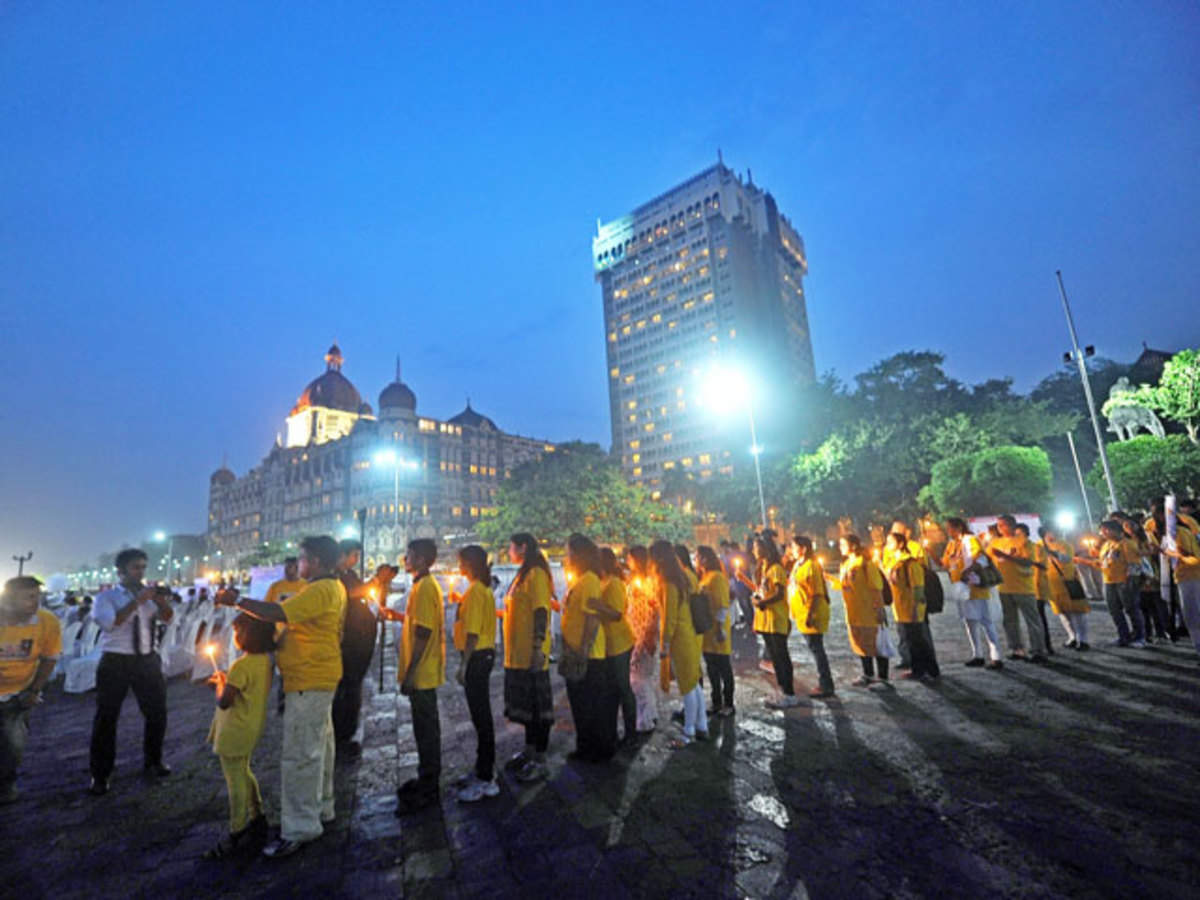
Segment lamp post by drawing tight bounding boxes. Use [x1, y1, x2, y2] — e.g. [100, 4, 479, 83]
[153, 531, 174, 585]
[1056, 271, 1120, 512]
[12, 551, 32, 576]
[1065, 431, 1095, 527]
[703, 367, 768, 531]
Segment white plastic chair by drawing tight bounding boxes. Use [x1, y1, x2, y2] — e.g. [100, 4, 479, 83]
[53, 621, 84, 679]
[164, 618, 203, 678]
[63, 623, 105, 693]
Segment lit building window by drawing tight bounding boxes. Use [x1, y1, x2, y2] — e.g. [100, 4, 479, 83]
[419, 419, 436, 432]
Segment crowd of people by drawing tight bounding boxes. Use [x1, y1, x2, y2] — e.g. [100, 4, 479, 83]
[1, 496, 1197, 861]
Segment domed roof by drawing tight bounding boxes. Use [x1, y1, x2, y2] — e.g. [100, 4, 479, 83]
[448, 400, 497, 431]
[210, 466, 236, 486]
[358, 401, 374, 417]
[379, 358, 417, 414]
[291, 344, 364, 415]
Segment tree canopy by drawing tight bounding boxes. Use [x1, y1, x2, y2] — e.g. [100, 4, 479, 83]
[1155, 349, 1200, 444]
[925, 446, 1052, 518]
[1088, 434, 1200, 510]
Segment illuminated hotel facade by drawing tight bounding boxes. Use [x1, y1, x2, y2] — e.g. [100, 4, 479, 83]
[207, 345, 554, 568]
[593, 160, 814, 490]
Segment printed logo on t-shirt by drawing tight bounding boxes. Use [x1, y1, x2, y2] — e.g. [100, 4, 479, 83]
[0, 638, 35, 660]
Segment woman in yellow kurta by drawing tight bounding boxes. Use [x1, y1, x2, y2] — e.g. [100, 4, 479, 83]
[623, 546, 661, 732]
[1037, 527, 1090, 650]
[650, 540, 706, 745]
[884, 531, 940, 680]
[831, 534, 891, 687]
[746, 535, 798, 708]
[596, 547, 637, 743]
[787, 535, 835, 697]
[696, 546, 734, 715]
[502, 533, 555, 783]
[561, 533, 614, 762]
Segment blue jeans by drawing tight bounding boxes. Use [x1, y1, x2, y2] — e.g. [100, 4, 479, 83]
[1104, 581, 1145, 643]
[0, 698, 30, 789]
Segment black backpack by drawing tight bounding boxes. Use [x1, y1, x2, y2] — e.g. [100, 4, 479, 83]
[688, 591, 714, 634]
[922, 564, 944, 614]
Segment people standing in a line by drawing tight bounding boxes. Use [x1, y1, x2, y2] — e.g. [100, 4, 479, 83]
[205, 614, 274, 857]
[651, 540, 707, 746]
[88, 548, 175, 796]
[502, 533, 555, 783]
[217, 535, 346, 858]
[696, 546, 735, 716]
[786, 537, 835, 698]
[942, 519, 1003, 669]
[332, 539, 377, 759]
[987, 515, 1048, 662]
[451, 545, 498, 802]
[1037, 526, 1090, 650]
[0, 576, 61, 805]
[884, 532, 940, 681]
[831, 535, 891, 688]
[396, 539, 445, 813]
[1121, 516, 1170, 642]
[623, 545, 661, 733]
[560, 534, 613, 762]
[737, 534, 798, 708]
[596, 548, 638, 745]
[1076, 520, 1145, 648]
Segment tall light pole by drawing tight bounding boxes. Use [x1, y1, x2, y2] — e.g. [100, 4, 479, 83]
[153, 530, 174, 585]
[702, 367, 768, 531]
[1056, 271, 1120, 512]
[13, 551, 33, 576]
[1065, 431, 1095, 527]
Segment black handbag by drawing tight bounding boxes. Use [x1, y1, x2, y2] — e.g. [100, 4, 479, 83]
[1046, 546, 1087, 601]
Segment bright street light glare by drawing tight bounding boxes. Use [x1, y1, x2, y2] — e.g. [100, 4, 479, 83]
[339, 524, 359, 540]
[1055, 510, 1077, 531]
[153, 530, 166, 542]
[699, 365, 750, 415]
[750, 444, 763, 457]
[373, 448, 398, 466]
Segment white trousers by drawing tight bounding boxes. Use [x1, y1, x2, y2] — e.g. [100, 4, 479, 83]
[954, 584, 1002, 661]
[1180, 580, 1200, 654]
[280, 689, 335, 842]
[1058, 611, 1090, 646]
[682, 684, 708, 738]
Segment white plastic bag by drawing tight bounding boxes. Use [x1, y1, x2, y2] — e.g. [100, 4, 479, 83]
[875, 625, 899, 659]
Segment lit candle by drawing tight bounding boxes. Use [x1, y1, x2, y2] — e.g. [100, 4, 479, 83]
[817, 554, 826, 567]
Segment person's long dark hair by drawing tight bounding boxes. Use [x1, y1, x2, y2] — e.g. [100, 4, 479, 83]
[625, 545, 649, 579]
[649, 539, 690, 599]
[459, 545, 491, 584]
[675, 544, 695, 573]
[598, 547, 623, 579]
[566, 533, 601, 577]
[842, 534, 865, 557]
[695, 545, 721, 576]
[754, 533, 782, 570]
[510, 532, 550, 587]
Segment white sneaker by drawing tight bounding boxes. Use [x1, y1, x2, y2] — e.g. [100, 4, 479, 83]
[457, 775, 500, 802]
[779, 694, 803, 708]
[1130, 640, 1146, 649]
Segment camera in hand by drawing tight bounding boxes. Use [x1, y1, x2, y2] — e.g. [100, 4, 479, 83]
[153, 585, 174, 597]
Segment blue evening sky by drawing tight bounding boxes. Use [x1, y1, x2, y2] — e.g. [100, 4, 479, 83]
[2, 1, 1198, 571]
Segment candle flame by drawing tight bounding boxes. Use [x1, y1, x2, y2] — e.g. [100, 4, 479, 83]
[206, 643, 218, 659]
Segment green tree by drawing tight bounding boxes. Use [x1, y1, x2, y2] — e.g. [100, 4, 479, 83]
[1087, 434, 1200, 510]
[477, 442, 691, 549]
[1154, 349, 1200, 445]
[926, 446, 1052, 517]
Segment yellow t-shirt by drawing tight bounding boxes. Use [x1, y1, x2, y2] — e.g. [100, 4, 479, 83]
[277, 577, 347, 693]
[264, 578, 307, 605]
[943, 535, 992, 600]
[599, 576, 635, 657]
[0, 608, 62, 697]
[208, 652, 272, 757]
[753, 562, 789, 635]
[700, 570, 732, 653]
[839, 557, 884, 627]
[453, 580, 496, 652]
[504, 567, 552, 670]
[1099, 538, 1137, 584]
[561, 571, 606, 660]
[788, 558, 830, 635]
[1175, 527, 1200, 582]
[888, 556, 927, 623]
[400, 574, 445, 690]
[989, 535, 1037, 595]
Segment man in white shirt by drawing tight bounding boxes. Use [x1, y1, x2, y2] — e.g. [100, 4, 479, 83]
[88, 548, 175, 796]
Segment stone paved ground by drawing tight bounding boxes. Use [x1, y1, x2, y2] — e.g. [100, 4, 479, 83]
[3, 599, 1200, 899]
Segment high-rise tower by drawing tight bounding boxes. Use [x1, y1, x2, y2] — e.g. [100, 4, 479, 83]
[593, 160, 813, 489]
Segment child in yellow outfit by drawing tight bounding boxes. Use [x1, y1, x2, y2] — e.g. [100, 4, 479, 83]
[206, 613, 275, 857]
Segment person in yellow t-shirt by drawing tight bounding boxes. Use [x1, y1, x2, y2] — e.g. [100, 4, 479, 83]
[942, 518, 1004, 668]
[396, 538, 445, 812]
[623, 546, 661, 734]
[696, 546, 735, 715]
[744, 534, 798, 708]
[449, 545, 499, 802]
[1076, 519, 1145, 647]
[785, 536, 835, 698]
[651, 540, 706, 746]
[986, 515, 1048, 661]
[884, 531, 941, 680]
[218, 535, 346, 857]
[1160, 520, 1200, 657]
[1036, 526, 1090, 650]
[205, 613, 274, 858]
[829, 534, 890, 687]
[501, 533, 555, 784]
[562, 533, 616, 762]
[264, 558, 307, 605]
[595, 548, 637, 745]
[1, 576, 61, 804]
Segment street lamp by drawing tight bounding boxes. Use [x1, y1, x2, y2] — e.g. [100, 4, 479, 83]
[152, 531, 174, 585]
[701, 366, 768, 531]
